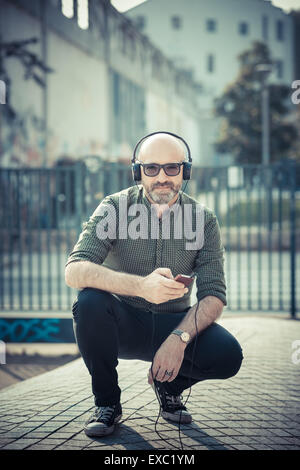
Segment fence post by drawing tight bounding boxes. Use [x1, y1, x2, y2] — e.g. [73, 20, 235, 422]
[289, 160, 297, 319]
[75, 162, 85, 233]
[109, 161, 119, 194]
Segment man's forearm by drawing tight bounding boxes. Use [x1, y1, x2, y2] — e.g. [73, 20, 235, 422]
[65, 261, 143, 297]
[174, 296, 224, 343]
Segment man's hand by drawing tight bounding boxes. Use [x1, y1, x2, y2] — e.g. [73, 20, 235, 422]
[148, 335, 186, 385]
[139, 268, 188, 305]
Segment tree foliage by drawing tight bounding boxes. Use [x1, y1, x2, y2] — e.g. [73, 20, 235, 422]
[214, 41, 297, 164]
[0, 37, 54, 122]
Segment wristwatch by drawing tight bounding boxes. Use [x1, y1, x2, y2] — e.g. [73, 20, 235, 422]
[171, 329, 191, 344]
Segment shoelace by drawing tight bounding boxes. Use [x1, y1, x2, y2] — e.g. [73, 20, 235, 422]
[164, 393, 187, 411]
[93, 405, 116, 424]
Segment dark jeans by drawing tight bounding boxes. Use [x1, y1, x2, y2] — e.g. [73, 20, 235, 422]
[72, 287, 243, 407]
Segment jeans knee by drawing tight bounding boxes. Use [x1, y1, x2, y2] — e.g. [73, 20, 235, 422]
[76, 288, 112, 320]
[229, 344, 243, 377]
[218, 339, 244, 379]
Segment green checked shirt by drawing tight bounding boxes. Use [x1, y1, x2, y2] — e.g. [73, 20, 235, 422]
[65, 184, 227, 313]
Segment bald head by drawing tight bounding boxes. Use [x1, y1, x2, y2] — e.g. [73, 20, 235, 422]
[137, 133, 186, 163]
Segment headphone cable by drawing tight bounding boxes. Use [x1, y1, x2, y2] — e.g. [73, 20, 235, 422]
[150, 298, 200, 451]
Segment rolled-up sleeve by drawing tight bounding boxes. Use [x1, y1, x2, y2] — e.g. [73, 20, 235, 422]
[194, 211, 227, 306]
[65, 197, 116, 267]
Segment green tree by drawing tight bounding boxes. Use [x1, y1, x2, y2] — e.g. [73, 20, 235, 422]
[214, 41, 297, 164]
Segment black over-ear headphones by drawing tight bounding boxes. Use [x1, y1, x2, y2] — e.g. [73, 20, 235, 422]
[131, 131, 192, 182]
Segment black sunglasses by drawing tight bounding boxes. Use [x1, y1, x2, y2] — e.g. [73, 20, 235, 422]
[137, 162, 184, 177]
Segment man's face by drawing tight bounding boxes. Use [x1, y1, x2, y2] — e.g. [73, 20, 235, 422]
[138, 142, 185, 205]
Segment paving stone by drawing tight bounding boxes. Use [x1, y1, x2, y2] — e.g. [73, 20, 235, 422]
[25, 443, 60, 450]
[37, 438, 70, 445]
[276, 436, 300, 445]
[3, 431, 29, 439]
[248, 444, 273, 450]
[54, 444, 85, 450]
[269, 428, 294, 437]
[230, 444, 255, 450]
[2, 438, 41, 450]
[18, 431, 52, 439]
[0, 439, 17, 448]
[0, 317, 299, 451]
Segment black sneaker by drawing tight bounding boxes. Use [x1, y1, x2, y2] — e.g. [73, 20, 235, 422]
[151, 380, 192, 424]
[84, 402, 122, 437]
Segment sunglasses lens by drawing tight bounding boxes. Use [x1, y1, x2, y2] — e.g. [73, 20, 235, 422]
[165, 164, 180, 176]
[144, 164, 159, 176]
[143, 163, 181, 176]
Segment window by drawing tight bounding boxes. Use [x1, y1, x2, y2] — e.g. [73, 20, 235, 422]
[61, 0, 74, 18]
[135, 15, 145, 30]
[276, 60, 284, 79]
[276, 20, 284, 41]
[61, 0, 89, 30]
[239, 22, 249, 36]
[171, 16, 182, 30]
[77, 0, 89, 30]
[206, 18, 217, 32]
[262, 15, 269, 41]
[207, 54, 215, 73]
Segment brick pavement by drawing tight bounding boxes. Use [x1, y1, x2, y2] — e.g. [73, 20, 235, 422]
[0, 316, 300, 451]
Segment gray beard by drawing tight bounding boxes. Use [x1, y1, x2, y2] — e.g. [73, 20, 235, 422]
[148, 186, 179, 204]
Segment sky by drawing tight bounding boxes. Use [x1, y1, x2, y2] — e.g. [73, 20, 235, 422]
[271, 0, 300, 11]
[111, 0, 300, 13]
[111, 0, 147, 12]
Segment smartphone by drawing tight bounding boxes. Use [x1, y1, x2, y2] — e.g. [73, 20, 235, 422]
[175, 274, 195, 287]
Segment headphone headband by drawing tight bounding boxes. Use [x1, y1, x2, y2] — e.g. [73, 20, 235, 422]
[131, 131, 192, 182]
[131, 131, 192, 164]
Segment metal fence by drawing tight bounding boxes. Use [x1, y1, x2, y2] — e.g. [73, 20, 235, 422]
[0, 161, 299, 318]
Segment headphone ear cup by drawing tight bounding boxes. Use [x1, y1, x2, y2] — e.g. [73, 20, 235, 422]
[183, 162, 192, 180]
[132, 163, 141, 181]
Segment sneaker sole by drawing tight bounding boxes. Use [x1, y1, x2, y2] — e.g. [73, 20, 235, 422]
[161, 410, 192, 424]
[84, 413, 122, 437]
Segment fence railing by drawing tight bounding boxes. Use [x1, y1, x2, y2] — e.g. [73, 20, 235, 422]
[0, 161, 298, 318]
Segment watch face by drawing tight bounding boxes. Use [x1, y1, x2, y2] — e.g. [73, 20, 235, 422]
[181, 332, 190, 343]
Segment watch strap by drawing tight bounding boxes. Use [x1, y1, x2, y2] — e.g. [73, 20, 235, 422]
[172, 329, 184, 336]
[171, 329, 190, 343]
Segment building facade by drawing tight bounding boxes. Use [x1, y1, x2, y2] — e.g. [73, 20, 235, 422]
[127, 0, 294, 97]
[126, 0, 295, 164]
[0, 0, 202, 167]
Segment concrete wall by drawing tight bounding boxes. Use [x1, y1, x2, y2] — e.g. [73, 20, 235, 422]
[0, 0, 202, 167]
[47, 31, 109, 160]
[146, 89, 200, 160]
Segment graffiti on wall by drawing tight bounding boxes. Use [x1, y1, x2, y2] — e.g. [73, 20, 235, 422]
[0, 107, 46, 167]
[0, 318, 75, 343]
